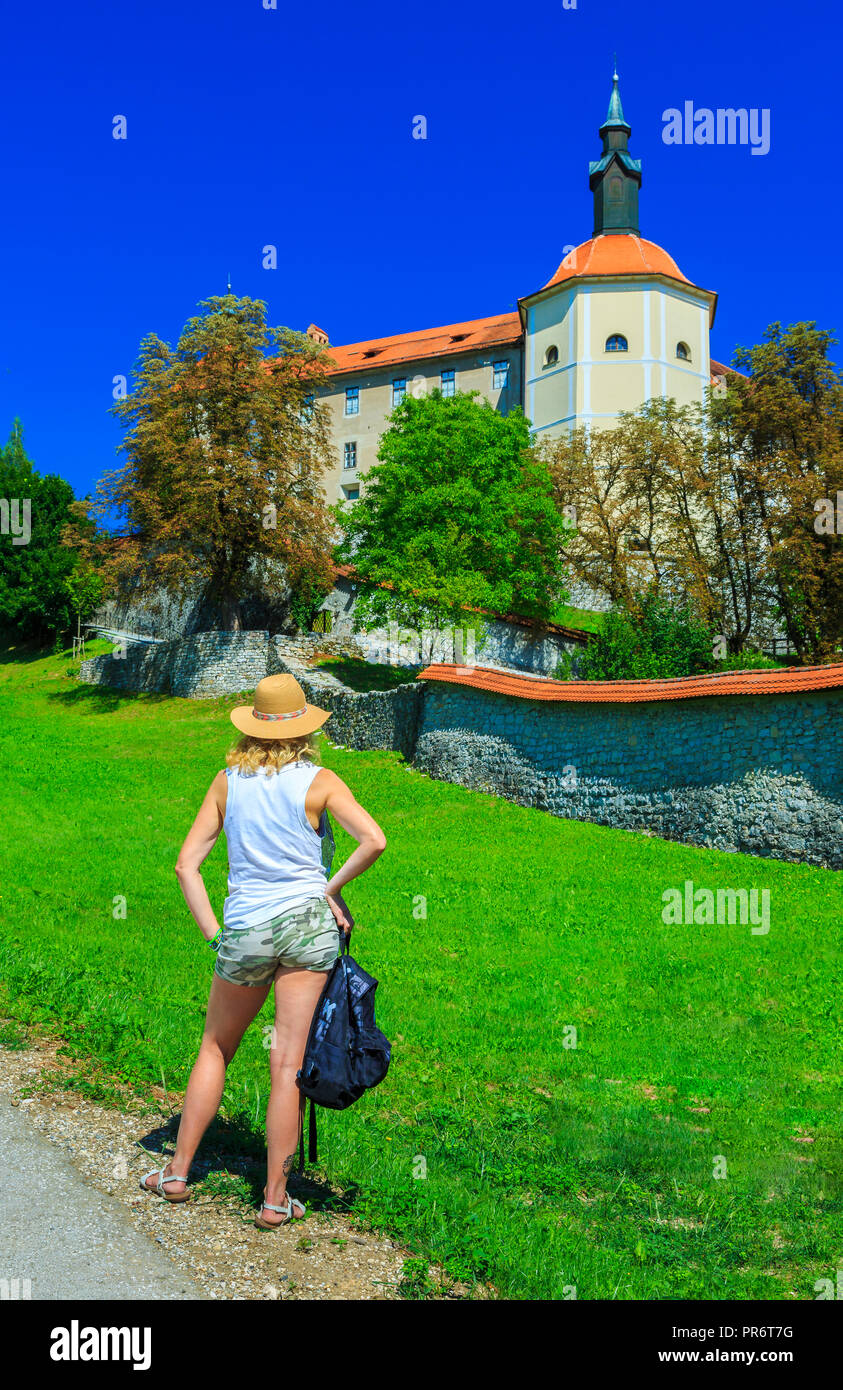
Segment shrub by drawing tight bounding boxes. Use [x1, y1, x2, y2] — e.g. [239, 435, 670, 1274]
[577, 591, 714, 681]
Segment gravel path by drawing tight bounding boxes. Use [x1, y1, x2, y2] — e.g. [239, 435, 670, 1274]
[0, 1029, 424, 1301]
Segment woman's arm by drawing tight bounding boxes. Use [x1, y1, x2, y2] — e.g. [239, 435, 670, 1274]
[174, 771, 228, 942]
[308, 769, 386, 932]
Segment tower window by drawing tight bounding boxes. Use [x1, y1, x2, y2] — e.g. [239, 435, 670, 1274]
[605, 334, 628, 352]
[544, 345, 559, 366]
[676, 341, 691, 361]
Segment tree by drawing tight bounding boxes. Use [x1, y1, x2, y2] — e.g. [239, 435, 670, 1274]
[0, 420, 86, 643]
[78, 295, 337, 631]
[63, 563, 105, 647]
[539, 323, 843, 662]
[335, 390, 569, 633]
[728, 322, 843, 662]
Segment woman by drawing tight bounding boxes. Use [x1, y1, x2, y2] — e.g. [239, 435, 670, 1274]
[140, 672, 387, 1227]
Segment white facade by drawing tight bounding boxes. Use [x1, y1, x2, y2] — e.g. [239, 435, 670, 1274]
[523, 273, 714, 437]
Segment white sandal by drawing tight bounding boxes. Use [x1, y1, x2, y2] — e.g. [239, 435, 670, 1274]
[255, 1193, 306, 1229]
[139, 1167, 191, 1203]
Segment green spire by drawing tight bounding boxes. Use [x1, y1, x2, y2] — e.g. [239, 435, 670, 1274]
[602, 61, 630, 133]
[589, 63, 641, 235]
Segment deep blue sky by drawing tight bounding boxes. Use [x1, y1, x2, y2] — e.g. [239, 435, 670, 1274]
[0, 0, 837, 499]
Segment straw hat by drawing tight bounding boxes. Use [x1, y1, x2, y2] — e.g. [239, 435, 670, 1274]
[230, 673, 331, 740]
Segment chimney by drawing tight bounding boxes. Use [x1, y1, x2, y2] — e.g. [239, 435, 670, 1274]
[306, 323, 329, 345]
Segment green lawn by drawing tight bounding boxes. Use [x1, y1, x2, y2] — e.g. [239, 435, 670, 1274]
[0, 642, 840, 1299]
[311, 655, 419, 691]
[551, 604, 606, 634]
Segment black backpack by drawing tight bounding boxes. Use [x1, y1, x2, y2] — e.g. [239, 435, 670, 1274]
[295, 929, 391, 1172]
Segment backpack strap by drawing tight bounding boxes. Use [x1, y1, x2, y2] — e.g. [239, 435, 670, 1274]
[296, 1093, 319, 1174]
[297, 1090, 306, 1174]
[308, 1096, 318, 1164]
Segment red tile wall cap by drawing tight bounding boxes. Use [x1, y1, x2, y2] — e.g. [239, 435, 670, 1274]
[416, 661, 843, 703]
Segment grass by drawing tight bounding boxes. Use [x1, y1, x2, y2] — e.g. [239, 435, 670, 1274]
[0, 640, 841, 1299]
[551, 604, 606, 634]
[311, 655, 420, 691]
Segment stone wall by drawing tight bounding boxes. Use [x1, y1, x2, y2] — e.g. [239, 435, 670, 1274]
[93, 572, 296, 643]
[78, 628, 842, 869]
[79, 629, 423, 759]
[413, 679, 843, 869]
[79, 631, 273, 698]
[267, 637, 422, 760]
[318, 575, 586, 677]
[91, 571, 588, 677]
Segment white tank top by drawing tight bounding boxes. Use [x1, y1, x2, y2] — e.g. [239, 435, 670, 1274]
[222, 761, 334, 930]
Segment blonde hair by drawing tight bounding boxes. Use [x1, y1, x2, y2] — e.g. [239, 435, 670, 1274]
[226, 734, 319, 775]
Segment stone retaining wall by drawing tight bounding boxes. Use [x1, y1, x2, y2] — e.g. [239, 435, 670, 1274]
[79, 630, 422, 759]
[413, 679, 843, 869]
[78, 629, 842, 868]
[318, 575, 586, 677]
[78, 630, 271, 698]
[267, 637, 422, 760]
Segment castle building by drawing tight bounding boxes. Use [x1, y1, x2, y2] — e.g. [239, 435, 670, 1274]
[312, 71, 726, 502]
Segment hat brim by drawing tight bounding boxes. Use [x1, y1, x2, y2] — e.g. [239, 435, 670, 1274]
[229, 704, 331, 740]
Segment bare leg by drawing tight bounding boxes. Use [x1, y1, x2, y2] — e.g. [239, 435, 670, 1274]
[142, 973, 270, 1194]
[262, 966, 329, 1223]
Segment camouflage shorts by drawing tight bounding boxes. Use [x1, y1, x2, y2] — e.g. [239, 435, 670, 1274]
[214, 896, 340, 987]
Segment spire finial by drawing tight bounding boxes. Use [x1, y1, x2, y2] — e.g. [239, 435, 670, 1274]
[226, 270, 232, 293]
[602, 62, 629, 131]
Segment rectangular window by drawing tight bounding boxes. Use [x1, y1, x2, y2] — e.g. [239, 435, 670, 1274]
[345, 386, 359, 416]
[343, 441, 357, 470]
[342, 484, 360, 501]
[493, 360, 509, 390]
[392, 378, 407, 406]
[441, 369, 455, 397]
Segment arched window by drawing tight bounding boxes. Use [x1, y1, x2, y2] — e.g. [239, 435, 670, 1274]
[676, 341, 691, 361]
[605, 334, 628, 352]
[545, 345, 559, 366]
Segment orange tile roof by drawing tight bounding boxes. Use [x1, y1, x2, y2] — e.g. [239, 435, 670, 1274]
[417, 662, 843, 703]
[709, 357, 748, 387]
[321, 312, 522, 376]
[540, 235, 693, 291]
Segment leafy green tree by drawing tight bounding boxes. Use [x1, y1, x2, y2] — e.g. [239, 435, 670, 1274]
[0, 420, 84, 643]
[64, 563, 105, 646]
[335, 390, 569, 631]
